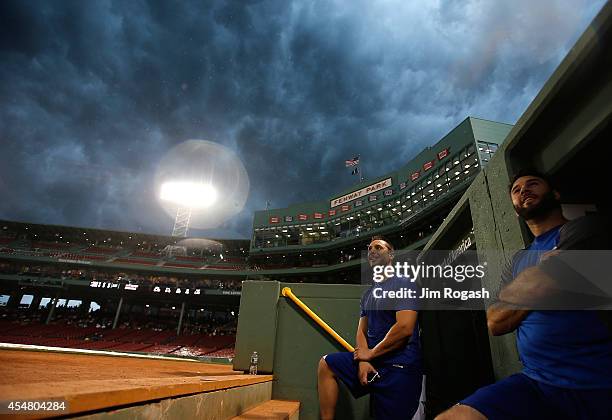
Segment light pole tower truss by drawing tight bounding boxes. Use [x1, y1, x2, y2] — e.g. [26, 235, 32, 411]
[172, 207, 192, 237]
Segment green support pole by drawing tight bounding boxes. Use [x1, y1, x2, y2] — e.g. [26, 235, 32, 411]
[112, 297, 123, 329]
[177, 302, 186, 335]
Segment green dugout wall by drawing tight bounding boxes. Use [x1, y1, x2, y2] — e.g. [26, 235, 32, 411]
[234, 281, 370, 420]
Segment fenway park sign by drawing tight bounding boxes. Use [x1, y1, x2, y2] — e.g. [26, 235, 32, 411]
[330, 178, 392, 208]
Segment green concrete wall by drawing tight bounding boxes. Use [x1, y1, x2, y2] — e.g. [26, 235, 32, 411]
[234, 281, 371, 420]
[272, 282, 370, 420]
[234, 281, 280, 373]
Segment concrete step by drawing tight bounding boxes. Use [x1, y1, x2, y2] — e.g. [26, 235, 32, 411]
[232, 399, 300, 420]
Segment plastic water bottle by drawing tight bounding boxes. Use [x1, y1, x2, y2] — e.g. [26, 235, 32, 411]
[249, 351, 258, 375]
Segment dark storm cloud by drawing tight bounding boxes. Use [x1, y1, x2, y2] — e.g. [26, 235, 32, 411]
[0, 0, 605, 238]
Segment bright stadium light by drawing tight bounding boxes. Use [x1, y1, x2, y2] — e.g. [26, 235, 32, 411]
[155, 140, 250, 236]
[160, 181, 218, 209]
[159, 182, 219, 237]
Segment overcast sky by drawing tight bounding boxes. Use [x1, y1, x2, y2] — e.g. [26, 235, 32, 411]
[0, 0, 606, 239]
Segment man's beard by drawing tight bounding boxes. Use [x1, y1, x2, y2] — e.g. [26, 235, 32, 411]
[514, 190, 561, 221]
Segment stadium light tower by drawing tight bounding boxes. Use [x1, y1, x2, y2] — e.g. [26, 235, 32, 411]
[155, 140, 250, 235]
[160, 181, 218, 237]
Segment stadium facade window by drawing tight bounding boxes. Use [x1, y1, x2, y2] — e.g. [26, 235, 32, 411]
[477, 140, 499, 167]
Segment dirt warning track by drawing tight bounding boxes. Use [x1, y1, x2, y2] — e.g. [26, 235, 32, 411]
[0, 347, 272, 419]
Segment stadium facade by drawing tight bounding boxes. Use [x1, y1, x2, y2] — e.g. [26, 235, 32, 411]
[249, 116, 512, 283]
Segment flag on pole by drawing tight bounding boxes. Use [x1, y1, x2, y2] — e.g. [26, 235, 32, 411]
[345, 156, 360, 167]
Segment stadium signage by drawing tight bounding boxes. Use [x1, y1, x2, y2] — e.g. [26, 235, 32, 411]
[328, 210, 336, 216]
[423, 160, 435, 171]
[437, 148, 449, 160]
[87, 282, 234, 297]
[400, 182, 407, 190]
[153, 286, 202, 295]
[90, 281, 140, 291]
[270, 216, 280, 224]
[411, 171, 420, 181]
[440, 232, 475, 267]
[314, 212, 324, 219]
[298, 214, 308, 221]
[90, 281, 120, 289]
[330, 178, 392, 208]
[284, 215, 293, 222]
[59, 258, 92, 265]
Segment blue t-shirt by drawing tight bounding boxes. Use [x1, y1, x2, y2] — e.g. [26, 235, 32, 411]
[510, 224, 612, 389]
[360, 276, 422, 370]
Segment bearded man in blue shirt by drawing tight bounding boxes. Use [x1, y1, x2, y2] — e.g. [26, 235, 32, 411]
[437, 170, 612, 420]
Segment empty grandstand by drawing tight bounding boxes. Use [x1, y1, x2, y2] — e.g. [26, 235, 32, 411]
[0, 223, 246, 359]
